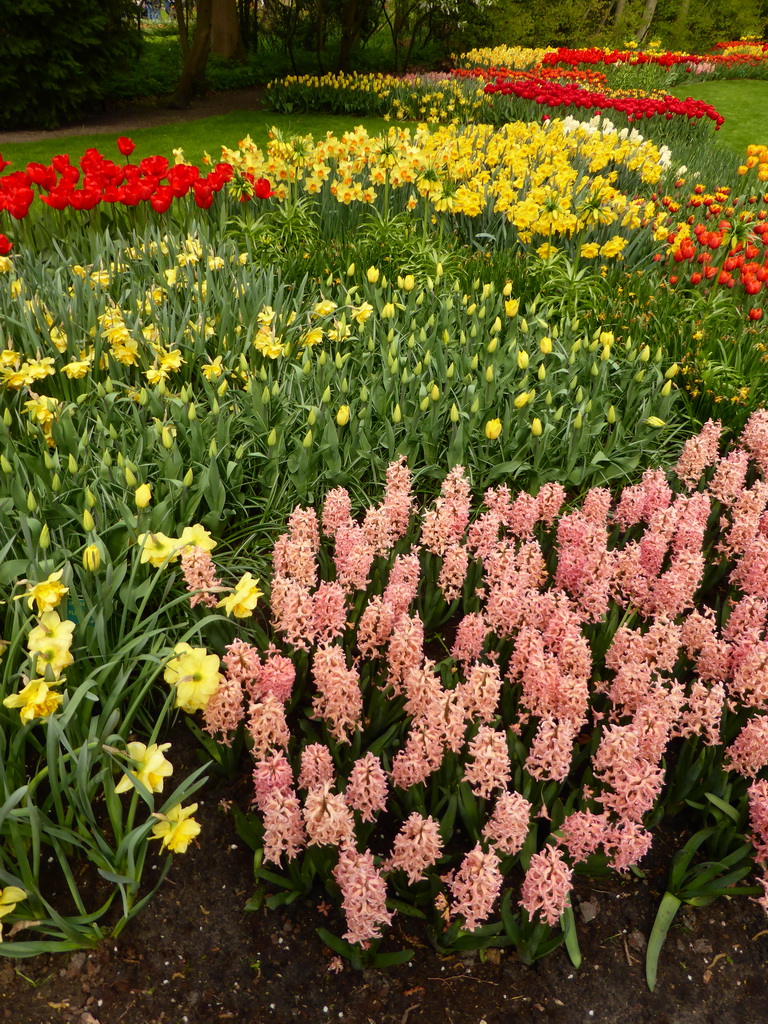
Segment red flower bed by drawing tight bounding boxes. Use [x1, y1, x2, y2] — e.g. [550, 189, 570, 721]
[481, 74, 724, 127]
[654, 184, 768, 319]
[0, 140, 275, 223]
[541, 45, 768, 70]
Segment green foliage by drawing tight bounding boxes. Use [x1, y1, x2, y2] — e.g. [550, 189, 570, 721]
[0, 0, 141, 130]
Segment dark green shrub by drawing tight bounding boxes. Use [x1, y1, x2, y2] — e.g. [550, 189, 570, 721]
[0, 0, 140, 129]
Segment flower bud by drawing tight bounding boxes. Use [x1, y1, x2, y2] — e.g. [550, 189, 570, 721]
[450, 403, 459, 423]
[573, 412, 583, 430]
[124, 466, 137, 487]
[187, 402, 197, 421]
[68, 453, 78, 474]
[347, 263, 355, 277]
[531, 417, 542, 436]
[161, 426, 174, 449]
[470, 397, 480, 414]
[661, 380, 672, 397]
[517, 350, 529, 370]
[366, 266, 379, 284]
[52, 473, 61, 492]
[183, 468, 194, 486]
[639, 345, 651, 363]
[419, 395, 430, 412]
[402, 274, 415, 291]
[267, 428, 277, 446]
[392, 404, 402, 424]
[538, 364, 546, 381]
[134, 484, 151, 510]
[665, 362, 679, 379]
[83, 543, 101, 572]
[209, 439, 217, 457]
[430, 384, 439, 401]
[303, 429, 313, 448]
[607, 405, 616, 424]
[646, 416, 665, 428]
[321, 385, 331, 404]
[485, 365, 494, 383]
[336, 405, 350, 427]
[39, 523, 50, 550]
[485, 418, 502, 440]
[0, 454, 11, 474]
[83, 507, 95, 531]
[540, 336, 552, 354]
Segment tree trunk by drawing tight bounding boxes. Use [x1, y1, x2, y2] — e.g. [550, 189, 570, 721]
[167, 0, 214, 108]
[173, 0, 190, 56]
[337, 0, 366, 71]
[211, 0, 246, 59]
[635, 0, 658, 43]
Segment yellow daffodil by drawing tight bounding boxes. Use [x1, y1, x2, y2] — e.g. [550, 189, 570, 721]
[16, 571, 68, 614]
[164, 642, 221, 712]
[3, 677, 63, 724]
[176, 524, 216, 553]
[217, 573, 263, 619]
[151, 802, 201, 854]
[0, 886, 26, 941]
[137, 532, 180, 568]
[114, 741, 173, 795]
[26, 611, 75, 678]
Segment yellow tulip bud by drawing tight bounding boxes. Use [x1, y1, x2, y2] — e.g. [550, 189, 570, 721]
[430, 384, 439, 402]
[538, 364, 546, 381]
[0, 454, 11, 474]
[336, 405, 350, 427]
[540, 336, 552, 354]
[321, 385, 331, 404]
[402, 274, 415, 291]
[599, 331, 614, 346]
[661, 380, 672, 397]
[303, 429, 313, 448]
[502, 281, 513, 297]
[531, 418, 543, 436]
[187, 402, 197, 421]
[68, 453, 78, 474]
[485, 365, 494, 383]
[513, 392, 530, 409]
[573, 412, 583, 430]
[419, 396, 430, 412]
[665, 363, 679, 379]
[485, 418, 502, 440]
[209, 439, 217, 458]
[267, 428, 277, 446]
[39, 524, 50, 550]
[634, 369, 646, 383]
[83, 507, 95, 531]
[347, 263, 355, 277]
[639, 345, 651, 363]
[490, 317, 502, 335]
[52, 473, 61, 492]
[470, 397, 480, 414]
[308, 408, 317, 426]
[646, 416, 665, 428]
[392, 404, 402, 424]
[83, 543, 101, 572]
[161, 426, 174, 449]
[450, 403, 459, 423]
[134, 484, 152, 510]
[183, 468, 194, 486]
[517, 350, 529, 370]
[366, 266, 379, 283]
[601, 344, 611, 361]
[607, 405, 616, 424]
[124, 467, 137, 487]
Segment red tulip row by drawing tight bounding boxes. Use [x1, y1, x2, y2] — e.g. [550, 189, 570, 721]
[541, 45, 768, 69]
[0, 138, 275, 221]
[482, 74, 724, 126]
[452, 65, 609, 88]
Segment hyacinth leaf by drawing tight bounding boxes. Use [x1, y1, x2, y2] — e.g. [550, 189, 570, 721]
[373, 948, 414, 967]
[386, 897, 427, 919]
[645, 891, 681, 991]
[703, 791, 740, 824]
[316, 926, 364, 968]
[561, 905, 582, 969]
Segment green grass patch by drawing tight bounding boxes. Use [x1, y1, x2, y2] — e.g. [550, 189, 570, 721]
[669, 79, 768, 155]
[0, 113, 406, 170]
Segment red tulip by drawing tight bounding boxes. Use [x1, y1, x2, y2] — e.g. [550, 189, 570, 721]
[117, 137, 136, 157]
[749, 307, 763, 320]
[0, 234, 12, 255]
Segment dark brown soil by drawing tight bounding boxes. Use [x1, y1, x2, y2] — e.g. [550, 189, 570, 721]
[3, 724, 768, 1024]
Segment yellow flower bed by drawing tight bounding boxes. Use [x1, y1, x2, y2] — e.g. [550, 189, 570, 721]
[224, 116, 668, 245]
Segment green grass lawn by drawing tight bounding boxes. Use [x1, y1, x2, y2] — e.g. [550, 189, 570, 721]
[0, 113, 404, 170]
[670, 79, 768, 155]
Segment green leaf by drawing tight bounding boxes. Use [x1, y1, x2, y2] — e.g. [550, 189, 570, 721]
[646, 892, 681, 991]
[373, 948, 414, 967]
[562, 906, 581, 969]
